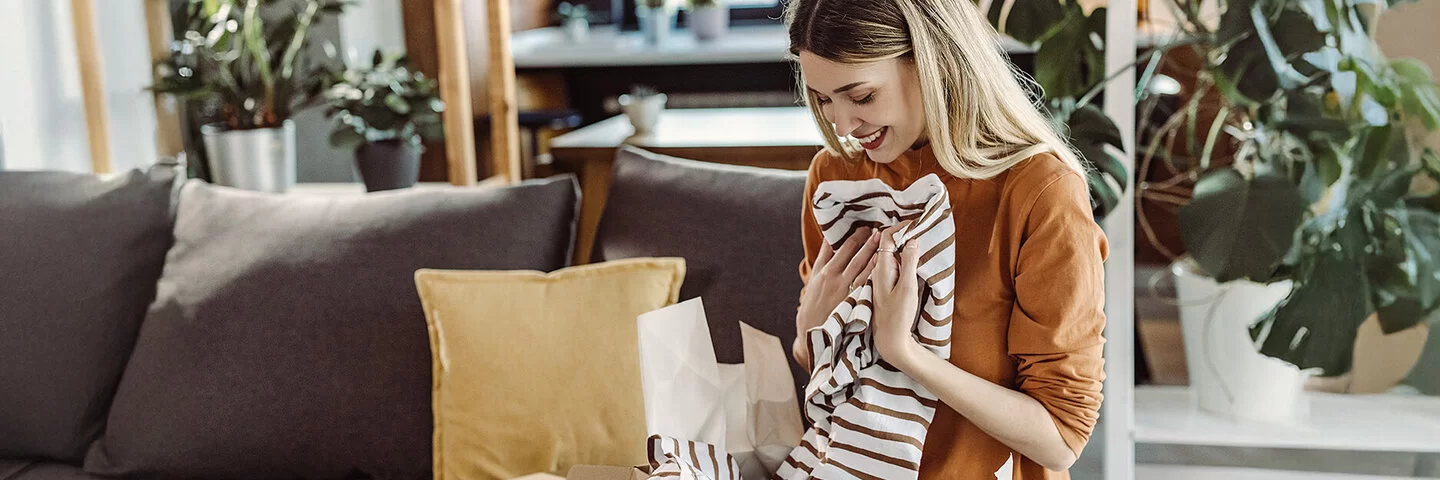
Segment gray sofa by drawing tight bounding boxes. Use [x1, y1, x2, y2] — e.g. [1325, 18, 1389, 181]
[0, 146, 808, 480]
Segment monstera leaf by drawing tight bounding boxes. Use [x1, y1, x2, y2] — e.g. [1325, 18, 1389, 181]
[1179, 169, 1308, 282]
[1062, 103, 1128, 219]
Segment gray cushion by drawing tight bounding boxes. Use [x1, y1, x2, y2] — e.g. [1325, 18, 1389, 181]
[593, 146, 808, 397]
[0, 461, 115, 480]
[84, 176, 579, 480]
[0, 169, 177, 462]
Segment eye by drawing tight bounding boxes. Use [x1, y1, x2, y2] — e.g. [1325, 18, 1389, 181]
[815, 96, 833, 106]
[854, 93, 875, 105]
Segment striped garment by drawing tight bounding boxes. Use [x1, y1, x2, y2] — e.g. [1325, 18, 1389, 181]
[646, 434, 744, 480]
[778, 173, 956, 480]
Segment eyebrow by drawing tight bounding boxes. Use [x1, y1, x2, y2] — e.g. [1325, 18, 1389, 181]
[806, 82, 868, 95]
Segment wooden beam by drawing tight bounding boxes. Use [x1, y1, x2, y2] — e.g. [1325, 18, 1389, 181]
[434, 0, 479, 186]
[486, 0, 522, 184]
[144, 0, 185, 160]
[71, 0, 112, 174]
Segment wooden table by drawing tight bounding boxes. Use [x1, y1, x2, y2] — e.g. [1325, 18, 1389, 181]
[548, 106, 823, 265]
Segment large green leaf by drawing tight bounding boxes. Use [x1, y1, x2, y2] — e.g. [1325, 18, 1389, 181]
[1179, 169, 1308, 282]
[1034, 4, 1101, 99]
[1216, 0, 1327, 103]
[1004, 0, 1067, 44]
[1251, 210, 1372, 376]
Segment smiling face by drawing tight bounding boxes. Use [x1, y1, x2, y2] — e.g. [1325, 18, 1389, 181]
[798, 51, 928, 164]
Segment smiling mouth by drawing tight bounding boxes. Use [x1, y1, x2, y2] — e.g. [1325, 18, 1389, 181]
[856, 127, 887, 149]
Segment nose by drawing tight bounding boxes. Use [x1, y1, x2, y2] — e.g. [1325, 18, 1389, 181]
[829, 103, 863, 138]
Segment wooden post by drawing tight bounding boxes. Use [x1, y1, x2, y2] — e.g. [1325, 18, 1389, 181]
[485, 0, 522, 184]
[144, 0, 185, 160]
[71, 0, 112, 174]
[434, 0, 479, 186]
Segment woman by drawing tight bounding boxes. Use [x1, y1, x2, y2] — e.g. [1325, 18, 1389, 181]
[787, 0, 1109, 478]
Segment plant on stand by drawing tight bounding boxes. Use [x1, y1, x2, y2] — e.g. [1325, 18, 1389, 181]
[325, 50, 445, 192]
[983, 0, 1130, 221]
[687, 0, 728, 41]
[154, 0, 348, 192]
[556, 2, 593, 43]
[1130, 0, 1440, 420]
[638, 0, 679, 45]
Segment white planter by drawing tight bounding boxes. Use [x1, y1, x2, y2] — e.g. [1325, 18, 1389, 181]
[619, 93, 668, 135]
[690, 6, 728, 41]
[1172, 258, 1315, 425]
[564, 17, 589, 42]
[200, 120, 296, 193]
[638, 5, 675, 45]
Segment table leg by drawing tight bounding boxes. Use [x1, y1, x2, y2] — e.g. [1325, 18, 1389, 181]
[572, 154, 615, 266]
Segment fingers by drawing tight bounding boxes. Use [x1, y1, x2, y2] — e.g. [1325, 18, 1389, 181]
[852, 253, 879, 289]
[829, 223, 869, 269]
[841, 230, 881, 286]
[898, 240, 921, 290]
[872, 230, 898, 290]
[813, 241, 835, 273]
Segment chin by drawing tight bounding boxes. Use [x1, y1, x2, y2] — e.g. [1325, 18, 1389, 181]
[864, 148, 902, 164]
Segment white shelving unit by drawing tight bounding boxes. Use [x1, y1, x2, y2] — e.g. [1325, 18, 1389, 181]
[1134, 386, 1440, 454]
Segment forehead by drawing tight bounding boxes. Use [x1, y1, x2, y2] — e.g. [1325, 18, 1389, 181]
[797, 51, 903, 93]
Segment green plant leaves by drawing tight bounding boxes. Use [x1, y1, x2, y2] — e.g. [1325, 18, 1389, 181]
[1216, 0, 1327, 104]
[1180, 169, 1308, 282]
[1251, 211, 1372, 375]
[1034, 4, 1105, 99]
[1004, 0, 1067, 44]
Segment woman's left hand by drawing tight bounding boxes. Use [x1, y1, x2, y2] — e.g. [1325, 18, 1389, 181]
[871, 221, 923, 366]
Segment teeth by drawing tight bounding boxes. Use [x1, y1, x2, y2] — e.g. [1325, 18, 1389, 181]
[857, 128, 884, 143]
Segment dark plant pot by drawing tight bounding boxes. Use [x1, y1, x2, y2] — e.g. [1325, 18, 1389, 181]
[354, 140, 420, 192]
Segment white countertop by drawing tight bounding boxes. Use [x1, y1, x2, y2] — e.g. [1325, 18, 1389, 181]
[548, 107, 822, 149]
[512, 22, 1180, 69]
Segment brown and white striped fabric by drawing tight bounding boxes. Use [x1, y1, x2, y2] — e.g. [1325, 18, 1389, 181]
[778, 173, 956, 480]
[646, 434, 744, 480]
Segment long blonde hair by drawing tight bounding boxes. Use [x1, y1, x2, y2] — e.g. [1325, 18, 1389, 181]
[786, 0, 1086, 181]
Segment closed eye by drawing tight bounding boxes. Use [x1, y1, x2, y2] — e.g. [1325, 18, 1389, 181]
[854, 93, 875, 105]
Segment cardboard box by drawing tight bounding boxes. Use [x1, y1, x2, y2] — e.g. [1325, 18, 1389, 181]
[564, 465, 650, 480]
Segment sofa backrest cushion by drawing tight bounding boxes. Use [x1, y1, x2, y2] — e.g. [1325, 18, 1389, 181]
[591, 146, 809, 399]
[84, 176, 578, 480]
[0, 169, 177, 462]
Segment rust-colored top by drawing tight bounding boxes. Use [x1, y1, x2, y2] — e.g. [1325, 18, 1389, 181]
[797, 144, 1108, 479]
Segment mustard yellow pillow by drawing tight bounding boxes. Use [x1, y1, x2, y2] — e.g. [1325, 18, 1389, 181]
[415, 258, 686, 480]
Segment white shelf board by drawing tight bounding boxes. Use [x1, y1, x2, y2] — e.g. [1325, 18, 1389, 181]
[1136, 464, 1415, 480]
[1134, 386, 1440, 453]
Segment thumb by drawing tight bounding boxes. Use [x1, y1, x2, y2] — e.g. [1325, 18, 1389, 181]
[899, 240, 921, 290]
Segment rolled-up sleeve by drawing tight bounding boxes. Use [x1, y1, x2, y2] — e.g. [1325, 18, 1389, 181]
[1007, 171, 1109, 456]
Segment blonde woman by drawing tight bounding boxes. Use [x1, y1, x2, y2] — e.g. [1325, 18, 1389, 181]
[788, 0, 1109, 477]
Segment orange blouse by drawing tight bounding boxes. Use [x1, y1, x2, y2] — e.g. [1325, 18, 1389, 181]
[797, 144, 1108, 479]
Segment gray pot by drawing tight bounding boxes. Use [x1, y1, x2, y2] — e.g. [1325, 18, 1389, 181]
[201, 120, 297, 193]
[690, 6, 728, 41]
[354, 140, 420, 192]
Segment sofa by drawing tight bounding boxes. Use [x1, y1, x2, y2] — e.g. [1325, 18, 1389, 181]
[0, 145, 808, 480]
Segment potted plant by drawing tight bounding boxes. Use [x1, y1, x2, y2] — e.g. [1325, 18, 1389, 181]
[556, 2, 592, 43]
[619, 85, 668, 135]
[1131, 0, 1440, 422]
[637, 0, 678, 45]
[687, 0, 728, 41]
[154, 0, 347, 192]
[324, 51, 445, 192]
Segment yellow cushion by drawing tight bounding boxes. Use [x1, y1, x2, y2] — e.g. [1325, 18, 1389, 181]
[415, 258, 686, 480]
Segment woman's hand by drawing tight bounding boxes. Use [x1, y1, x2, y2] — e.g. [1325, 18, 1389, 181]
[794, 227, 880, 366]
[871, 222, 923, 366]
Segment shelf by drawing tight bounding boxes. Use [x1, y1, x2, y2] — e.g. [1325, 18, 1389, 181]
[1136, 464, 1416, 480]
[1134, 386, 1440, 453]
